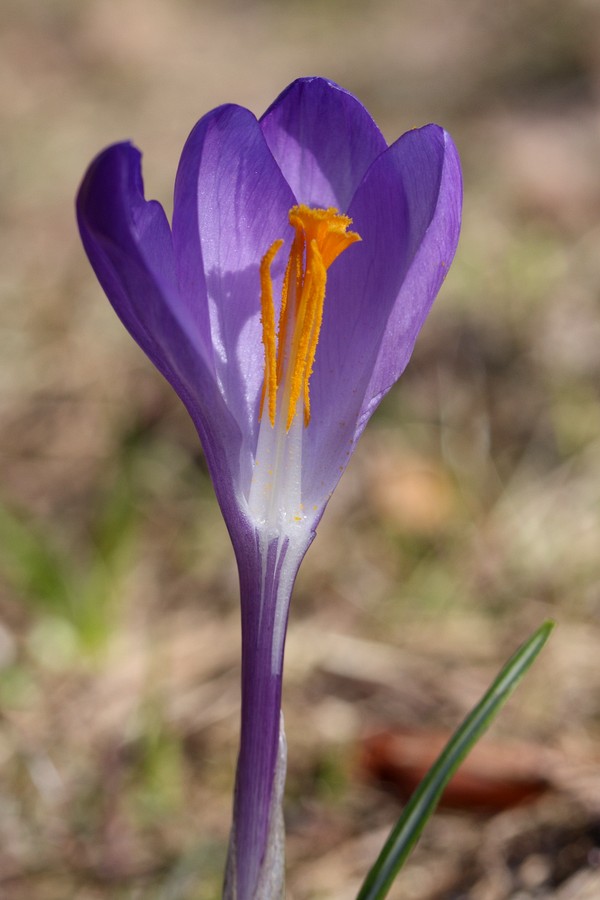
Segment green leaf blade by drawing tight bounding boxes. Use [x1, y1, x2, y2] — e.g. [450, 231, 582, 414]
[357, 620, 555, 900]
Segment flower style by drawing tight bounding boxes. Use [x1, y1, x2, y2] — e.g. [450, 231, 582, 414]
[77, 77, 462, 899]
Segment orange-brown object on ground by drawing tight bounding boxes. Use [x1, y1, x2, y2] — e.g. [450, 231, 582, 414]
[361, 728, 552, 812]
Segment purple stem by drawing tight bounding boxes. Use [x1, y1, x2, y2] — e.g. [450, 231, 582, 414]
[225, 531, 306, 899]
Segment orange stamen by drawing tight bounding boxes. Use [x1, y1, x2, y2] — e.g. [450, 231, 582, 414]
[259, 238, 283, 425]
[258, 205, 360, 430]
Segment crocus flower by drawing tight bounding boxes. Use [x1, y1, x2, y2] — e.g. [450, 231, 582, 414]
[77, 77, 462, 899]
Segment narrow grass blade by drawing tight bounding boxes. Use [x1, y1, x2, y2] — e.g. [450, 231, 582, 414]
[356, 620, 555, 900]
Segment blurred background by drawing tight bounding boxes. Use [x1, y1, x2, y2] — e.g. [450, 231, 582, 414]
[1, 0, 600, 897]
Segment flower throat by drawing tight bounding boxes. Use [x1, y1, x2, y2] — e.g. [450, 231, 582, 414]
[259, 205, 360, 431]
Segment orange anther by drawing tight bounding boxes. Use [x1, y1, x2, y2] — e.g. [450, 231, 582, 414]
[258, 205, 360, 430]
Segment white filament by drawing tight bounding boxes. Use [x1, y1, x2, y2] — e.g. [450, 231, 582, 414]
[247, 402, 306, 533]
[247, 407, 313, 675]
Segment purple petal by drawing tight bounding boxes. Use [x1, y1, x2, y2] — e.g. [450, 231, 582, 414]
[359, 127, 462, 420]
[260, 77, 387, 210]
[173, 105, 296, 472]
[303, 125, 462, 511]
[76, 144, 244, 531]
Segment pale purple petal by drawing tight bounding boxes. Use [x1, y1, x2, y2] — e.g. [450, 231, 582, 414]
[359, 128, 462, 420]
[302, 125, 462, 511]
[173, 105, 296, 471]
[76, 144, 244, 532]
[260, 77, 387, 210]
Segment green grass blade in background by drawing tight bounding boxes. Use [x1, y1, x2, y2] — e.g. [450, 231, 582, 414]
[356, 620, 555, 900]
[0, 464, 137, 655]
[0, 500, 74, 616]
